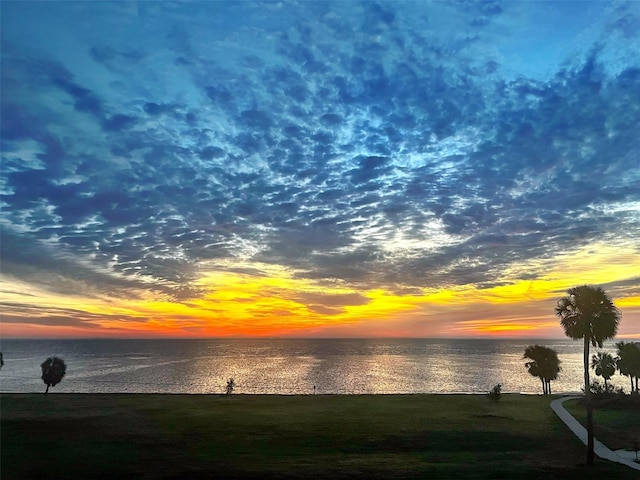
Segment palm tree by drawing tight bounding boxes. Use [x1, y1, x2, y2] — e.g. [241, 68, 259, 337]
[556, 285, 620, 466]
[523, 345, 561, 395]
[616, 341, 640, 394]
[41, 357, 67, 394]
[590, 351, 616, 391]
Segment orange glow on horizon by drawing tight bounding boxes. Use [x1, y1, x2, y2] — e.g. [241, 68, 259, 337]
[1, 243, 638, 338]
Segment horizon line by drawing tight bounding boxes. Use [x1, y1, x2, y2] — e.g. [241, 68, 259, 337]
[2, 336, 636, 342]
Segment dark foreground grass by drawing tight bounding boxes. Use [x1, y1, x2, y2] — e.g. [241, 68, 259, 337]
[564, 396, 640, 452]
[1, 394, 637, 479]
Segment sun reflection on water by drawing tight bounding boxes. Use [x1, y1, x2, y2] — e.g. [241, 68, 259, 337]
[0, 338, 629, 394]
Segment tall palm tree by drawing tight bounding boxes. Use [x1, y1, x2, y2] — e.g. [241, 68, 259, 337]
[523, 345, 561, 395]
[41, 357, 67, 394]
[616, 341, 640, 394]
[590, 351, 616, 391]
[556, 285, 620, 466]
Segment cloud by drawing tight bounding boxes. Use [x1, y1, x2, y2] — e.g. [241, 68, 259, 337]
[293, 292, 371, 309]
[0, 228, 200, 301]
[0, 301, 122, 328]
[1, 0, 639, 335]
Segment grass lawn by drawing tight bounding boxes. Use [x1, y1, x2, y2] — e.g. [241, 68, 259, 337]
[1, 393, 638, 479]
[564, 396, 640, 452]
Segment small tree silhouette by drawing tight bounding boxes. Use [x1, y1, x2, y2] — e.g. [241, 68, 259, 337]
[591, 351, 616, 391]
[523, 345, 561, 395]
[41, 357, 66, 394]
[616, 341, 640, 394]
[226, 378, 235, 396]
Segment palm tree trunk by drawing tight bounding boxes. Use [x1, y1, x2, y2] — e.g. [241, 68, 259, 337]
[584, 336, 594, 466]
[541, 378, 546, 395]
[548, 380, 552, 395]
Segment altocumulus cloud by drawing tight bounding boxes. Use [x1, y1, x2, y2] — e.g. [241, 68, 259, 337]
[1, 1, 639, 330]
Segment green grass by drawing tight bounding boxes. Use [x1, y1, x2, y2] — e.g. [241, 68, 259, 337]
[564, 396, 640, 451]
[1, 394, 637, 479]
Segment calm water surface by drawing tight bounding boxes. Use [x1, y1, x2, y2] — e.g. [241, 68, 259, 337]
[0, 338, 629, 395]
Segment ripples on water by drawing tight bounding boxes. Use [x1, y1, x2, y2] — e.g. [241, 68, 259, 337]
[0, 338, 629, 394]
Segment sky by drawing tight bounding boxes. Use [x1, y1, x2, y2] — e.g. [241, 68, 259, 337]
[1, 1, 639, 339]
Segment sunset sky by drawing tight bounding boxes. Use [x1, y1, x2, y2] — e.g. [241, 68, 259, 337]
[1, 1, 639, 339]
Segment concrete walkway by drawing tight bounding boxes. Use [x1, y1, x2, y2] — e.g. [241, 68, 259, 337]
[550, 396, 640, 471]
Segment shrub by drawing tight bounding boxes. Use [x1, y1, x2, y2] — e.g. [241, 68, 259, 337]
[585, 379, 615, 396]
[487, 383, 501, 402]
[226, 378, 235, 396]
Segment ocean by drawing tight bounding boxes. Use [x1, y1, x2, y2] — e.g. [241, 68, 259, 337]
[0, 338, 630, 395]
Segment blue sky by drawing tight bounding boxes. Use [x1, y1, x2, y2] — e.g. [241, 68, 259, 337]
[1, 1, 639, 338]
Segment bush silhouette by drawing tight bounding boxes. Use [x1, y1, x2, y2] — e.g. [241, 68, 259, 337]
[487, 383, 501, 402]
